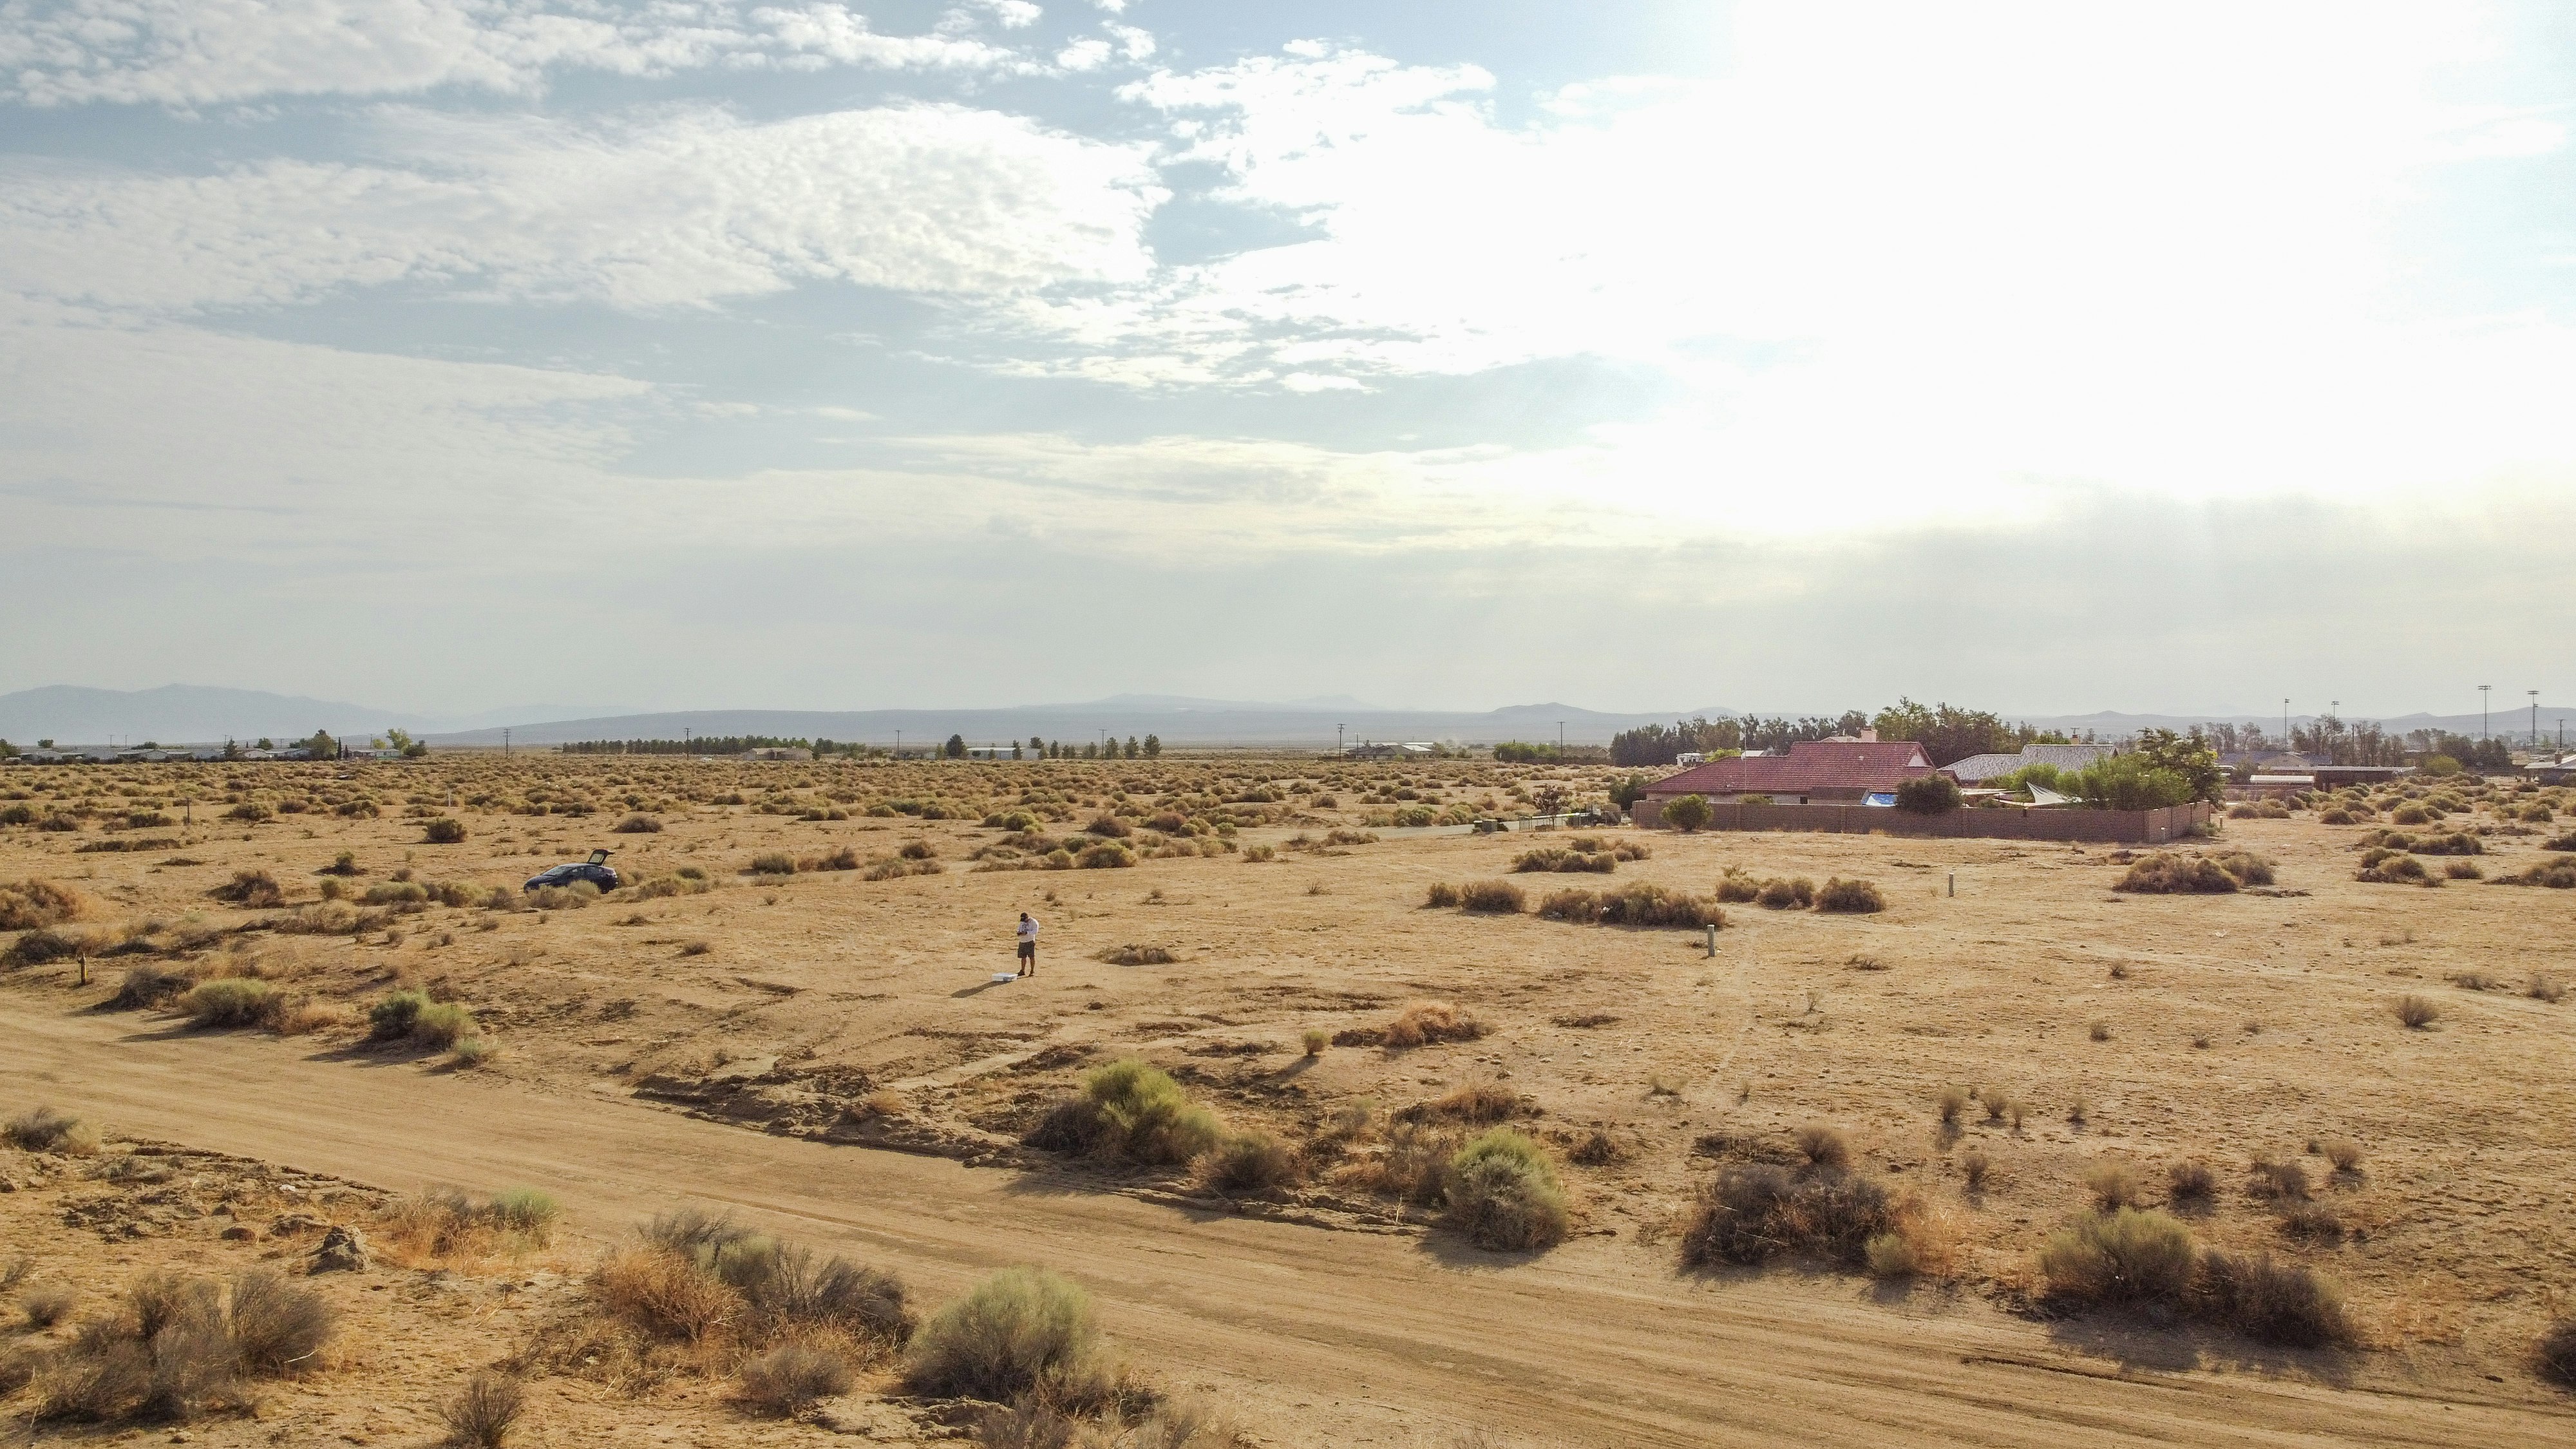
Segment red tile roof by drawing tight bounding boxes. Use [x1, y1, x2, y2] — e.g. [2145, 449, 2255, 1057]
[1643, 741, 1934, 796]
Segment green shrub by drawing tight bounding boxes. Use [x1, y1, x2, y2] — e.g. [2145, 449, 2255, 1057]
[1815, 877, 1886, 913]
[2037, 1208, 2196, 1303]
[368, 990, 428, 1041]
[177, 978, 279, 1030]
[902, 1267, 1098, 1401]
[1443, 1129, 1569, 1251]
[1894, 775, 1962, 815]
[1662, 794, 1712, 831]
[1026, 1059, 1221, 1166]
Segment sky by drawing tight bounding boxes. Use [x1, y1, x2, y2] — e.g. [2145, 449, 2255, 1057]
[1, 0, 2571, 718]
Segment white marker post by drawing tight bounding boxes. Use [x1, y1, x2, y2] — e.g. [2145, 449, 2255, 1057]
[1704, 923, 1718, 958]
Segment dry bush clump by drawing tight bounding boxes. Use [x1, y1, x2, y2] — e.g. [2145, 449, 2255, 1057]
[2114, 854, 2238, 894]
[2083, 1160, 2143, 1210]
[1421, 882, 1461, 908]
[735, 1342, 851, 1417]
[1026, 1059, 1221, 1166]
[176, 978, 285, 1030]
[1753, 876, 1814, 909]
[1815, 877, 1886, 913]
[22, 1284, 75, 1329]
[1713, 869, 1762, 904]
[612, 813, 664, 833]
[4, 1104, 100, 1155]
[2190, 1249, 2355, 1347]
[1455, 880, 1526, 914]
[108, 961, 194, 1010]
[744, 852, 797, 876]
[1510, 845, 1616, 874]
[1959, 1150, 1991, 1192]
[1863, 1198, 1962, 1282]
[2496, 858, 2576, 889]
[1412, 1082, 1529, 1125]
[1680, 1161, 1895, 1270]
[422, 817, 469, 844]
[1334, 1000, 1487, 1049]
[2248, 1156, 2311, 1202]
[206, 869, 285, 908]
[2356, 849, 2436, 886]
[1793, 1123, 1849, 1169]
[1094, 945, 1178, 966]
[30, 1268, 332, 1424]
[377, 1187, 560, 1264]
[2392, 994, 2441, 1029]
[1443, 1129, 1570, 1251]
[1191, 1130, 1300, 1198]
[1536, 882, 1725, 929]
[2318, 1139, 2364, 1173]
[0, 877, 86, 930]
[2537, 1318, 2576, 1389]
[2167, 1160, 2218, 1206]
[440, 1370, 526, 1446]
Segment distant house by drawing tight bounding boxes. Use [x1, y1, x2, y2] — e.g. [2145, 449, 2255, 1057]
[1345, 743, 1433, 760]
[1944, 743, 2116, 784]
[740, 747, 813, 762]
[1639, 739, 1935, 809]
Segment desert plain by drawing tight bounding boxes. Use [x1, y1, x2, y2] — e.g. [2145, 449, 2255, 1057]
[2, 752, 2573, 1446]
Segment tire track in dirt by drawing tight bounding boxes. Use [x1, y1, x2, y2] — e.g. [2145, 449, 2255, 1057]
[3, 996, 2564, 1448]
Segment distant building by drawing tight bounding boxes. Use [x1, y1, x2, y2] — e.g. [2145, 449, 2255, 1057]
[740, 747, 813, 762]
[1345, 742, 1434, 760]
[1640, 739, 1935, 808]
[1944, 743, 2116, 784]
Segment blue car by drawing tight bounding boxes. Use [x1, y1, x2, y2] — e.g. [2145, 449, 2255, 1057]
[526, 849, 620, 893]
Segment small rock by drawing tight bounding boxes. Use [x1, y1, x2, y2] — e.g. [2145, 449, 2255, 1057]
[310, 1224, 370, 1273]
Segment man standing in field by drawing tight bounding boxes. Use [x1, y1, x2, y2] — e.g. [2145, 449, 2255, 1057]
[1016, 912, 1039, 976]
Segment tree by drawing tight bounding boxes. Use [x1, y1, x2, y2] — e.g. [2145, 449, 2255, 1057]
[1608, 773, 1649, 810]
[1028, 735, 1045, 755]
[2069, 754, 2195, 810]
[37, 739, 54, 750]
[254, 738, 272, 750]
[1872, 699, 2025, 767]
[1531, 783, 1571, 818]
[386, 728, 427, 758]
[303, 729, 337, 759]
[944, 734, 966, 759]
[1124, 735, 1140, 759]
[2131, 728, 2224, 804]
[1142, 734, 1161, 758]
[1894, 774, 1963, 815]
[1663, 793, 1712, 832]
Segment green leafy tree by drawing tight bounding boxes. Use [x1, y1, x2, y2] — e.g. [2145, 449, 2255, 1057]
[1028, 735, 1045, 755]
[1663, 793, 1712, 832]
[1872, 699, 2027, 767]
[944, 734, 966, 759]
[303, 729, 337, 759]
[1608, 773, 1649, 810]
[2069, 754, 2195, 810]
[1124, 735, 1140, 759]
[2131, 728, 2225, 804]
[1142, 734, 1161, 758]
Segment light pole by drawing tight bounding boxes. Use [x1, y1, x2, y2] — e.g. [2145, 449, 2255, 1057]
[1336, 723, 1344, 759]
[2282, 698, 2289, 750]
[2480, 685, 2491, 741]
[1557, 720, 1565, 752]
[2531, 690, 2541, 747]
[503, 727, 510, 759]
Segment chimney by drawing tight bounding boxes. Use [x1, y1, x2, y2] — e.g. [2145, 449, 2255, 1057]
[1858, 727, 1877, 743]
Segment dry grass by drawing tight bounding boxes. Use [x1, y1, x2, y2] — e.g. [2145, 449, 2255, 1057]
[2392, 994, 2441, 1029]
[1680, 1162, 1895, 1269]
[4, 1104, 100, 1155]
[0, 876, 86, 930]
[1191, 1130, 1300, 1197]
[1333, 999, 1486, 1049]
[1455, 880, 1526, 914]
[2167, 1160, 2217, 1206]
[440, 1370, 526, 1446]
[1815, 877, 1886, 914]
[735, 1342, 851, 1417]
[1095, 944, 1179, 965]
[2083, 1160, 2143, 1210]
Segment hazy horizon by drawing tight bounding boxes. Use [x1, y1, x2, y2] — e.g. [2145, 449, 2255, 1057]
[3, 2, 2571, 715]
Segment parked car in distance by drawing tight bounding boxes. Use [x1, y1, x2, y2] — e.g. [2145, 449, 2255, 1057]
[526, 848, 620, 893]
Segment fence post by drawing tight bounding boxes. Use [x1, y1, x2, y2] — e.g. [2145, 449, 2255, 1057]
[1705, 923, 1718, 958]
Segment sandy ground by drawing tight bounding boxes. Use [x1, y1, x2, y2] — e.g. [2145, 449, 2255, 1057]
[4, 757, 2575, 1444]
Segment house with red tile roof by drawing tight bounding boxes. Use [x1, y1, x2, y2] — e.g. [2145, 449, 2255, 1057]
[1637, 738, 1936, 811]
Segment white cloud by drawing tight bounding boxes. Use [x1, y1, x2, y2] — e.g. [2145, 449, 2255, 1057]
[0, 104, 1164, 311]
[0, 0, 1033, 108]
[1056, 38, 1110, 72]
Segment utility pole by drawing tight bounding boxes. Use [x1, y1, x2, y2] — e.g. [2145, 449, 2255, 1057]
[503, 727, 510, 759]
[2282, 698, 2289, 748]
[2480, 684, 2491, 741]
[1336, 723, 1344, 758]
[1558, 720, 1565, 752]
[2531, 690, 2541, 747]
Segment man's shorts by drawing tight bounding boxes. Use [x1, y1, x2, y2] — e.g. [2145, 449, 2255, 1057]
[1018, 940, 1036, 960]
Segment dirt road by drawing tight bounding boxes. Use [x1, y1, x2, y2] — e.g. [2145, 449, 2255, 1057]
[3, 998, 2562, 1448]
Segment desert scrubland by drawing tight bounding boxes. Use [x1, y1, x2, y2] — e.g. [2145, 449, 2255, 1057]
[3, 753, 2574, 1445]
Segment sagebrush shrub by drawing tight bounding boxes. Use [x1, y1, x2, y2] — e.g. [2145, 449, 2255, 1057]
[440, 1371, 526, 1447]
[1456, 880, 1525, 914]
[2037, 1208, 2196, 1303]
[903, 1267, 1097, 1401]
[1443, 1129, 1569, 1251]
[1025, 1059, 1221, 1166]
[1815, 877, 1885, 913]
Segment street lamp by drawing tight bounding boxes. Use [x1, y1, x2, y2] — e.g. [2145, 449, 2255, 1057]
[1336, 723, 1344, 759]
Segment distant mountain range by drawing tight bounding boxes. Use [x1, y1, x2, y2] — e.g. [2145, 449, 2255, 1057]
[2, 685, 2564, 751]
[0, 685, 635, 746]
